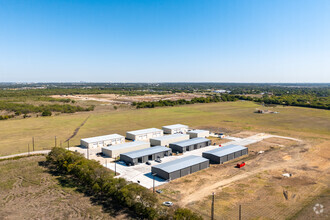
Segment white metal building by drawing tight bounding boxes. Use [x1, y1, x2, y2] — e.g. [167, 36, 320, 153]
[126, 128, 163, 141]
[162, 124, 189, 134]
[80, 134, 125, 149]
[102, 141, 150, 158]
[149, 134, 190, 146]
[187, 129, 210, 138]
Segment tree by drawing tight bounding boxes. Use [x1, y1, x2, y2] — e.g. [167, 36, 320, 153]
[42, 110, 52, 116]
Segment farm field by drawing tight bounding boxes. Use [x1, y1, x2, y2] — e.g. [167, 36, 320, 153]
[0, 101, 329, 156]
[0, 156, 129, 219]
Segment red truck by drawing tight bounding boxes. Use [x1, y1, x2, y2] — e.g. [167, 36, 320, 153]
[237, 162, 245, 168]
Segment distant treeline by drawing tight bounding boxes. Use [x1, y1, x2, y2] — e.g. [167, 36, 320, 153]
[0, 101, 94, 115]
[133, 94, 330, 110]
[46, 147, 202, 220]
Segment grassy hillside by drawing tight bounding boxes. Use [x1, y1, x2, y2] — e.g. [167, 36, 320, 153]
[0, 156, 128, 219]
[0, 101, 329, 156]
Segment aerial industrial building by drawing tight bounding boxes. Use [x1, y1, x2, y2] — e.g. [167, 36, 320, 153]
[187, 129, 210, 138]
[162, 124, 189, 134]
[126, 128, 163, 141]
[120, 146, 171, 166]
[149, 134, 190, 147]
[101, 141, 150, 158]
[80, 134, 125, 148]
[152, 155, 209, 180]
[169, 137, 211, 153]
[202, 145, 248, 164]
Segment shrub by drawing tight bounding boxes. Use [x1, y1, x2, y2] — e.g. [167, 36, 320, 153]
[42, 110, 52, 116]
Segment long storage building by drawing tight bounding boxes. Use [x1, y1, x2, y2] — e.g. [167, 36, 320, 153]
[120, 146, 171, 166]
[150, 134, 190, 147]
[80, 134, 125, 149]
[202, 145, 248, 164]
[187, 129, 210, 138]
[152, 155, 209, 180]
[162, 124, 189, 134]
[102, 141, 150, 158]
[126, 128, 163, 141]
[169, 137, 211, 153]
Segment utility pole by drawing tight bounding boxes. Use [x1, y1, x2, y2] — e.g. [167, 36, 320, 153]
[68, 140, 70, 150]
[153, 173, 156, 193]
[87, 146, 89, 159]
[28, 144, 30, 156]
[32, 137, 35, 151]
[114, 161, 117, 176]
[239, 204, 242, 220]
[211, 192, 215, 220]
[55, 136, 57, 147]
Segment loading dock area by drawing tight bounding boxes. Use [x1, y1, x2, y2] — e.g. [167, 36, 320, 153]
[169, 137, 211, 153]
[102, 141, 150, 158]
[80, 134, 125, 148]
[202, 144, 248, 164]
[152, 155, 209, 181]
[126, 128, 163, 141]
[120, 146, 172, 166]
[149, 134, 190, 146]
[162, 124, 189, 134]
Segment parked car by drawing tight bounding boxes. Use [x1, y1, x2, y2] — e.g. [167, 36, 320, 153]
[162, 201, 173, 207]
[96, 152, 103, 157]
[146, 161, 151, 165]
[155, 158, 162, 163]
[156, 190, 163, 194]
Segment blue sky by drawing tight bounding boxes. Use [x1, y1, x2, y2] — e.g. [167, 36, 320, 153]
[0, 0, 329, 82]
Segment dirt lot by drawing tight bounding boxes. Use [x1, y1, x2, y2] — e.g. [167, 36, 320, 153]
[0, 156, 129, 220]
[156, 137, 330, 219]
[52, 93, 206, 105]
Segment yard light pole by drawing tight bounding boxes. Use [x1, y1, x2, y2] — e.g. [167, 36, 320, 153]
[32, 137, 35, 151]
[115, 160, 117, 176]
[68, 140, 70, 150]
[28, 144, 30, 156]
[55, 136, 57, 147]
[239, 204, 242, 220]
[87, 146, 89, 159]
[211, 192, 215, 220]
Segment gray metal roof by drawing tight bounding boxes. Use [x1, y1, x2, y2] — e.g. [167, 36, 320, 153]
[121, 146, 170, 158]
[170, 137, 210, 147]
[187, 129, 209, 134]
[81, 134, 124, 143]
[203, 145, 247, 157]
[150, 134, 189, 141]
[152, 155, 209, 173]
[162, 124, 188, 129]
[126, 128, 163, 135]
[102, 141, 149, 151]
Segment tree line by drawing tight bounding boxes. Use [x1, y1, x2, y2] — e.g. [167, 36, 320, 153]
[132, 94, 329, 110]
[46, 147, 202, 220]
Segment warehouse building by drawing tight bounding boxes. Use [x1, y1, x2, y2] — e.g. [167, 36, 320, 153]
[169, 137, 211, 153]
[149, 134, 190, 146]
[102, 141, 150, 158]
[162, 124, 189, 134]
[187, 129, 210, 138]
[80, 134, 125, 149]
[126, 128, 163, 141]
[152, 155, 209, 180]
[202, 145, 248, 164]
[120, 146, 172, 166]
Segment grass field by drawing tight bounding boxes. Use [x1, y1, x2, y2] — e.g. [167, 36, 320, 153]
[0, 101, 329, 156]
[0, 156, 129, 219]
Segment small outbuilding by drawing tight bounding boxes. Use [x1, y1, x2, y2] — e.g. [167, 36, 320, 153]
[187, 129, 210, 138]
[152, 155, 209, 181]
[202, 145, 248, 164]
[120, 146, 171, 166]
[149, 134, 190, 147]
[80, 134, 125, 149]
[126, 128, 163, 141]
[169, 137, 211, 153]
[162, 124, 189, 134]
[102, 141, 150, 158]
